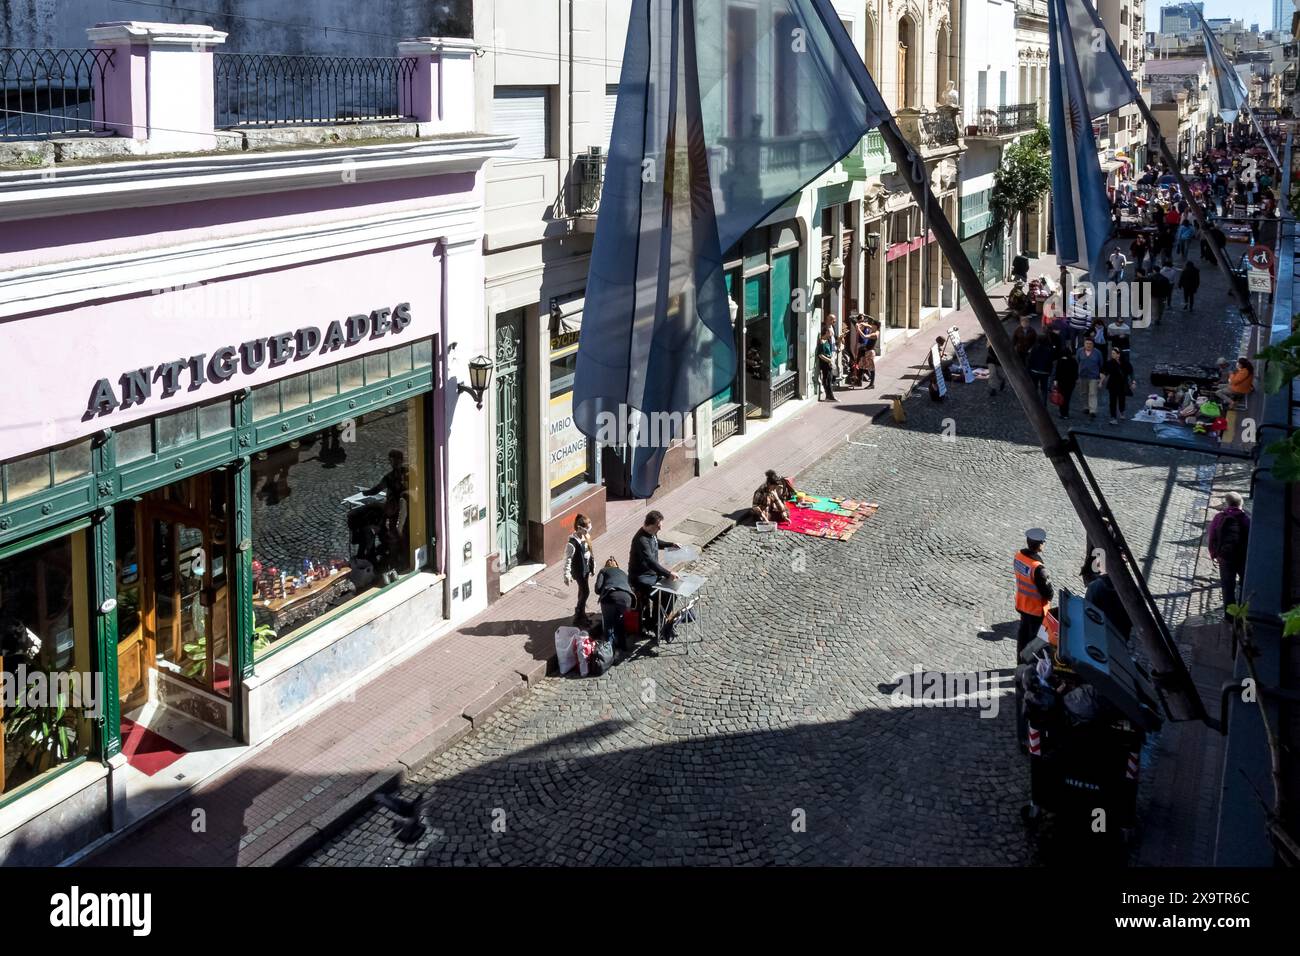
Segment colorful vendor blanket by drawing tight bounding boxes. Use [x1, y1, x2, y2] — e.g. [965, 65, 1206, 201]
[778, 495, 879, 541]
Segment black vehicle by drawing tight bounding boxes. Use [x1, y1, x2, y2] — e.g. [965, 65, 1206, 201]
[1018, 589, 1162, 845]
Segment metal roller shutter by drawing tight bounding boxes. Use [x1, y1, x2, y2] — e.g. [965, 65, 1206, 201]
[492, 87, 550, 160]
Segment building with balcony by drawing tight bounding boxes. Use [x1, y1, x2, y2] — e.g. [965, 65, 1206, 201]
[1143, 58, 1212, 163]
[0, 15, 510, 865]
[951, 0, 1048, 289]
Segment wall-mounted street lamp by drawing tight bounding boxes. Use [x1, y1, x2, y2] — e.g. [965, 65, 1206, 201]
[457, 355, 494, 409]
[864, 233, 881, 257]
[825, 258, 845, 286]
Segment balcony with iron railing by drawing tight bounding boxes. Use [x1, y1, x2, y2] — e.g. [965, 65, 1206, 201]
[1, 47, 114, 140]
[964, 103, 1039, 142]
[896, 107, 962, 155]
[843, 128, 895, 181]
[213, 53, 417, 128]
[565, 147, 606, 230]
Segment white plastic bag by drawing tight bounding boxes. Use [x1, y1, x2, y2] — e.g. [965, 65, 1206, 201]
[555, 625, 584, 675]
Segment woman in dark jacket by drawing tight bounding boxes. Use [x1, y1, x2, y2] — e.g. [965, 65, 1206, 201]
[1026, 337, 1057, 406]
[1100, 347, 1136, 425]
[595, 558, 637, 655]
[1178, 260, 1200, 311]
[1054, 348, 1079, 420]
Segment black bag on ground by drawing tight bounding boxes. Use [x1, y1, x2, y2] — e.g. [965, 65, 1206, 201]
[589, 638, 614, 676]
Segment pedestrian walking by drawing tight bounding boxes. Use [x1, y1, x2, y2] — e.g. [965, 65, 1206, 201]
[1027, 336, 1056, 405]
[1129, 234, 1149, 273]
[1099, 346, 1135, 425]
[1107, 249, 1129, 282]
[1053, 347, 1078, 420]
[816, 326, 837, 402]
[1207, 492, 1251, 611]
[1012, 314, 1038, 365]
[1105, 315, 1132, 357]
[1150, 267, 1172, 324]
[563, 513, 595, 626]
[1014, 528, 1055, 655]
[1178, 260, 1200, 311]
[985, 337, 1006, 397]
[1076, 338, 1103, 419]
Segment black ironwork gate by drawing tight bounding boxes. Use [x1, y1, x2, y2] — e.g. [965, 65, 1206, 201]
[494, 312, 528, 570]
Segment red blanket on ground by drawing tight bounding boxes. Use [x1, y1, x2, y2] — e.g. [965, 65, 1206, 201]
[777, 496, 879, 541]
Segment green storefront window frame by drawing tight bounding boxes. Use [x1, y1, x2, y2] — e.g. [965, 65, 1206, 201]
[0, 339, 439, 771]
[248, 385, 438, 664]
[0, 514, 101, 804]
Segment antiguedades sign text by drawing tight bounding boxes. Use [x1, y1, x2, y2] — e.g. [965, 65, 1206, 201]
[85, 304, 412, 419]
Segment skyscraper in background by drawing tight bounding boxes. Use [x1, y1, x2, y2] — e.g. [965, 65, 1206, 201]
[1161, 2, 1203, 33]
[1274, 0, 1287, 33]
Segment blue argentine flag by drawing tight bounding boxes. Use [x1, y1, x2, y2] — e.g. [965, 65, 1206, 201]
[1048, 0, 1125, 280]
[1196, 11, 1248, 123]
[574, 0, 890, 498]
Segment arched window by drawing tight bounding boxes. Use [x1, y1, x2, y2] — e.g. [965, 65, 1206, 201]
[897, 17, 916, 109]
[936, 21, 951, 100]
[864, 12, 876, 79]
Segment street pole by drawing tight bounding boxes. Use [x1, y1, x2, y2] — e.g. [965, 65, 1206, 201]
[1131, 95, 1260, 326]
[876, 118, 1206, 723]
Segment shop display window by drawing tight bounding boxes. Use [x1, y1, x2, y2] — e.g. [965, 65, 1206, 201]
[250, 398, 428, 657]
[0, 531, 93, 797]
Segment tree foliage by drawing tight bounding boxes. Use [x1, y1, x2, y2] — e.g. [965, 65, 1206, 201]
[989, 123, 1053, 228]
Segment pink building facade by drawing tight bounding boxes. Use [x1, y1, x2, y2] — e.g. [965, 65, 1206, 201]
[0, 24, 511, 864]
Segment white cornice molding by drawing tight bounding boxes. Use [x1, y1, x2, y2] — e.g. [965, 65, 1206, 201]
[86, 21, 229, 47]
[0, 204, 483, 319]
[0, 134, 516, 224]
[397, 36, 481, 56]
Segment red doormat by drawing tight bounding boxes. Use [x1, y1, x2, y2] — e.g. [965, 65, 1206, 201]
[119, 717, 187, 777]
[777, 497, 879, 541]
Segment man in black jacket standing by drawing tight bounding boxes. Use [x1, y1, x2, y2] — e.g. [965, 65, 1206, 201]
[629, 510, 679, 627]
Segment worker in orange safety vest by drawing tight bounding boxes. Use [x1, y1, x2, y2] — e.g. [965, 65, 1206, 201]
[1014, 528, 1055, 655]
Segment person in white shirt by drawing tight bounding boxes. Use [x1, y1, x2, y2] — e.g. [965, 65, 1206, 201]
[1105, 318, 1132, 356]
[1107, 250, 1128, 282]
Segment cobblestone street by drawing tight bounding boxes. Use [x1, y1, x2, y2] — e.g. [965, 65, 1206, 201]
[309, 253, 1255, 867]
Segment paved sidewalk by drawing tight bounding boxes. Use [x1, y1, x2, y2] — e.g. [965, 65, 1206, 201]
[83, 274, 1029, 867]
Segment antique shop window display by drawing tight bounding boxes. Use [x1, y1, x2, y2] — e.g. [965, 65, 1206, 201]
[0, 530, 94, 797]
[250, 397, 428, 656]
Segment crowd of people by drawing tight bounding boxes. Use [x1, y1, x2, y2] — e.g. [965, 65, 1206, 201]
[817, 310, 882, 402]
[993, 129, 1282, 428]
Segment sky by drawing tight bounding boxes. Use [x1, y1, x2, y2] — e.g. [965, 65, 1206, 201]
[1145, 0, 1287, 32]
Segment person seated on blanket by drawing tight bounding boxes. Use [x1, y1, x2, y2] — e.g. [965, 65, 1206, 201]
[765, 469, 799, 502]
[751, 474, 791, 524]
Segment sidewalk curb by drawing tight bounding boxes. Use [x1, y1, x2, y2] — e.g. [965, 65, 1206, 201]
[256, 678, 537, 867]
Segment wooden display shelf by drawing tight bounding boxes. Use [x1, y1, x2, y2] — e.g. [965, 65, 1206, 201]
[255, 567, 351, 612]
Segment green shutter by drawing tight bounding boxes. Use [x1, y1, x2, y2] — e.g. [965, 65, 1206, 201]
[770, 251, 796, 375]
[713, 272, 737, 408]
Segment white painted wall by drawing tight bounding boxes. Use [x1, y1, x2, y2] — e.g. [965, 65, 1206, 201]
[961, 0, 1019, 129]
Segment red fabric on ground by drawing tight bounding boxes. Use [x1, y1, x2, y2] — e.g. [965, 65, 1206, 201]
[119, 717, 187, 777]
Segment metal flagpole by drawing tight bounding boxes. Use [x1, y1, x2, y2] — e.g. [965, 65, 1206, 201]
[1130, 93, 1261, 326]
[876, 117, 1207, 723]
